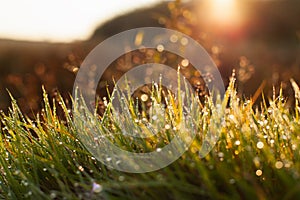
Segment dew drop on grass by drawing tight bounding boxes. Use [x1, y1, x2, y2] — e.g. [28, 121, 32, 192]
[118, 176, 125, 182]
[152, 115, 158, 121]
[253, 157, 260, 167]
[229, 115, 235, 120]
[181, 37, 188, 46]
[22, 181, 29, 186]
[181, 59, 189, 68]
[218, 152, 224, 158]
[14, 170, 20, 175]
[50, 192, 57, 199]
[78, 166, 84, 172]
[257, 141, 264, 149]
[275, 161, 283, 169]
[229, 179, 235, 184]
[170, 34, 178, 43]
[285, 162, 291, 168]
[116, 160, 121, 165]
[165, 124, 171, 130]
[156, 44, 164, 52]
[92, 182, 103, 193]
[256, 169, 263, 176]
[282, 135, 287, 140]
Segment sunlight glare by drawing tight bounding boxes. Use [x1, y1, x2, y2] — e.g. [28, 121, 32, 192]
[210, 0, 239, 25]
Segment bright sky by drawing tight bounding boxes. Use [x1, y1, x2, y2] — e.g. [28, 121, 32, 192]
[0, 0, 161, 42]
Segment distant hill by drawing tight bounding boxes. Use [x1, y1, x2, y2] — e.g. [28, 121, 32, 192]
[0, 0, 299, 115]
[91, 0, 299, 102]
[91, 2, 169, 41]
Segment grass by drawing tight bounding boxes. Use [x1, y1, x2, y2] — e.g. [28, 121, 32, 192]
[1, 74, 300, 200]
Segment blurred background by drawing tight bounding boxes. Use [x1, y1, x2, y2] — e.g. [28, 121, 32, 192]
[0, 0, 299, 117]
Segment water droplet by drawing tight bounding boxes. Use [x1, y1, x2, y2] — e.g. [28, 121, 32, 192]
[118, 176, 125, 181]
[282, 135, 287, 140]
[229, 179, 235, 184]
[256, 169, 263, 176]
[180, 37, 188, 46]
[285, 162, 291, 168]
[218, 152, 224, 158]
[156, 148, 162, 152]
[78, 166, 84, 172]
[181, 59, 189, 68]
[156, 44, 164, 52]
[116, 160, 121, 165]
[92, 182, 103, 193]
[152, 115, 158, 121]
[14, 170, 20, 175]
[257, 141, 264, 149]
[229, 115, 235, 121]
[170, 34, 178, 43]
[253, 156, 260, 167]
[165, 124, 171, 130]
[275, 161, 283, 169]
[22, 181, 29, 186]
[50, 192, 57, 199]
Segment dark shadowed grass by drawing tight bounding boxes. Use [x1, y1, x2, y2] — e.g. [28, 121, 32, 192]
[1, 76, 300, 199]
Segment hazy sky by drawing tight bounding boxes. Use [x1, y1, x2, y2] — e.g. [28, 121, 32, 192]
[0, 0, 161, 42]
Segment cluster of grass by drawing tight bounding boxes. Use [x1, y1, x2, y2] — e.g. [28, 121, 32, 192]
[1, 75, 300, 199]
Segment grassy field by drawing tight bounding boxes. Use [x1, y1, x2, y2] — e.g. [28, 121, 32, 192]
[0, 74, 300, 200]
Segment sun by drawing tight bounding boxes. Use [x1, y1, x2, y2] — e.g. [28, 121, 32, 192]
[210, 0, 239, 25]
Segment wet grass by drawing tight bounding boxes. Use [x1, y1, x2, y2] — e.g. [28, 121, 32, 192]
[1, 75, 300, 199]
